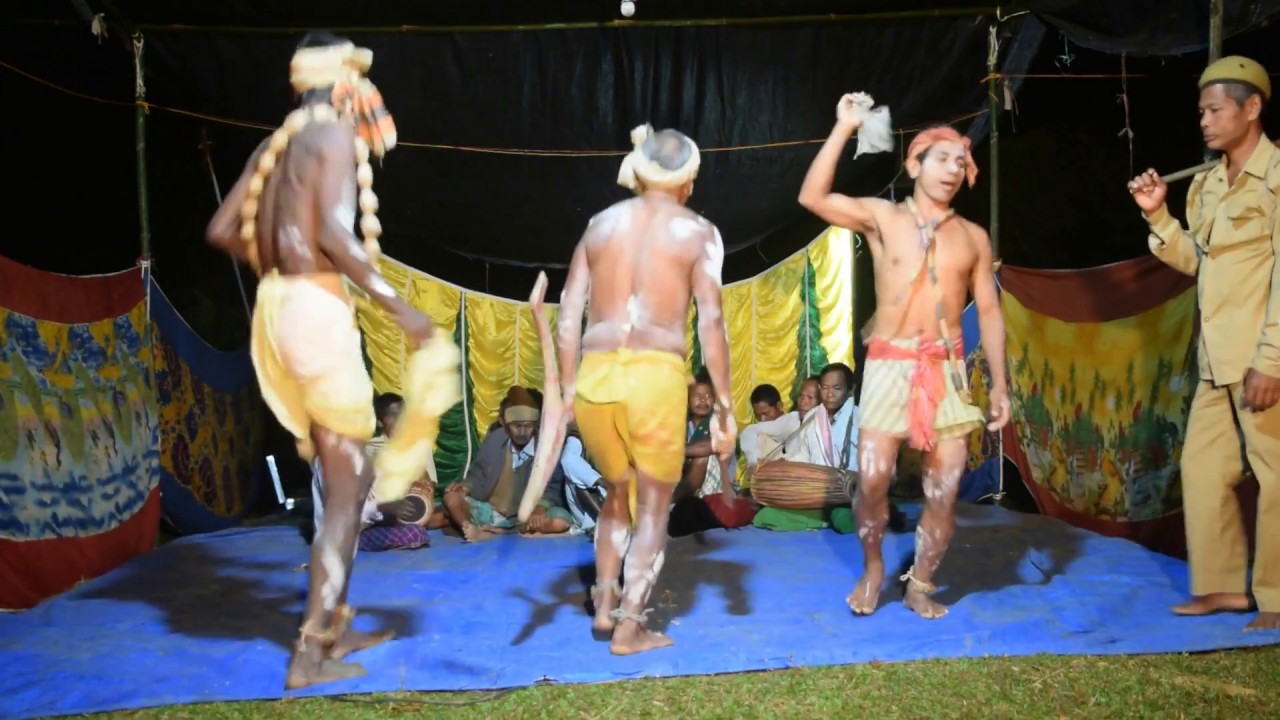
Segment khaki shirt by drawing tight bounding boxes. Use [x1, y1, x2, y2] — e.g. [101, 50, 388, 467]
[1147, 135, 1280, 386]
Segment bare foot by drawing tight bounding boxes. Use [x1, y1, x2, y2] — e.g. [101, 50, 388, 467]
[1246, 612, 1280, 631]
[328, 628, 395, 660]
[847, 562, 884, 615]
[591, 586, 620, 639]
[1172, 593, 1252, 616]
[285, 647, 367, 690]
[609, 626, 674, 656]
[903, 585, 949, 619]
[460, 522, 493, 542]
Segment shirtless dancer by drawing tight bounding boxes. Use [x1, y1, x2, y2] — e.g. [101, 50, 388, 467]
[557, 124, 736, 655]
[800, 95, 1012, 618]
[206, 32, 433, 687]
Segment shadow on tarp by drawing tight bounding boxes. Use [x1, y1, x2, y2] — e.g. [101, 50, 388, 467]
[1, 505, 1278, 720]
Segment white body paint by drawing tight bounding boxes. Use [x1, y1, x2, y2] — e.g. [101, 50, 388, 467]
[588, 202, 630, 242]
[334, 180, 357, 231]
[278, 225, 314, 262]
[346, 237, 370, 262]
[668, 216, 703, 240]
[369, 274, 396, 299]
[320, 544, 345, 611]
[702, 227, 725, 286]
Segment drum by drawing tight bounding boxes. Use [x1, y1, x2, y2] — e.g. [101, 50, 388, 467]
[749, 460, 857, 510]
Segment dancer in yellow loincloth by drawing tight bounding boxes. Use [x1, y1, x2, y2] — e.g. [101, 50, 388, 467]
[800, 95, 1011, 620]
[556, 124, 736, 655]
[205, 31, 459, 689]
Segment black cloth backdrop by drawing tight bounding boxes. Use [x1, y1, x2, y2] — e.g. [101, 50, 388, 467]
[2, 0, 1279, 310]
[141, 19, 991, 276]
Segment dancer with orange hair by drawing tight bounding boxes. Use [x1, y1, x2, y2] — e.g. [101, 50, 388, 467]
[799, 94, 1011, 619]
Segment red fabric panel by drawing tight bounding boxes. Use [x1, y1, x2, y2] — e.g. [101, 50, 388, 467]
[0, 489, 161, 610]
[0, 255, 142, 323]
[1000, 255, 1196, 323]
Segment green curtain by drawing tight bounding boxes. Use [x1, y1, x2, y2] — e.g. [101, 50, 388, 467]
[792, 256, 830, 404]
[433, 306, 479, 485]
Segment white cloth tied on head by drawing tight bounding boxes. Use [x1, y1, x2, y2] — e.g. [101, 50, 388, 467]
[850, 92, 894, 159]
[617, 124, 701, 192]
[289, 42, 373, 93]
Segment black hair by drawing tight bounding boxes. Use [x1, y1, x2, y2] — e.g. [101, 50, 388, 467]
[692, 367, 713, 387]
[819, 363, 855, 390]
[750, 384, 782, 406]
[374, 392, 403, 419]
[297, 30, 349, 50]
[641, 129, 695, 171]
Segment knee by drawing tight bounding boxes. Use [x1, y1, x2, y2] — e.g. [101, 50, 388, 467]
[860, 471, 893, 499]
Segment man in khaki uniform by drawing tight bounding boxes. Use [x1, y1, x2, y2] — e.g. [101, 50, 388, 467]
[1128, 55, 1280, 631]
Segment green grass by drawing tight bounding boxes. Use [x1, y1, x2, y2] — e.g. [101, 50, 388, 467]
[99, 645, 1280, 719]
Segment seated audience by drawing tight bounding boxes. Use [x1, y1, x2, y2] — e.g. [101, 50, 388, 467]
[311, 392, 442, 552]
[442, 386, 573, 540]
[560, 423, 606, 534]
[740, 378, 826, 469]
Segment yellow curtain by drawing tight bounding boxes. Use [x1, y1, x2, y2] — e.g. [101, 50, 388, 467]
[806, 226, 855, 370]
[355, 259, 413, 394]
[364, 221, 856, 459]
[406, 271, 462, 338]
[463, 294, 518, 438]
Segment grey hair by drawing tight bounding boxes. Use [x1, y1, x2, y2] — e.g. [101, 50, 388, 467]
[641, 129, 695, 171]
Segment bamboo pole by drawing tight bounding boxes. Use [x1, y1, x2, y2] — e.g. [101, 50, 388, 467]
[132, 33, 151, 262]
[1206, 0, 1224, 163]
[987, 25, 1000, 258]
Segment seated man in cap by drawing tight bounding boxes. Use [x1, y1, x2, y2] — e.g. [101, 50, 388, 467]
[442, 386, 574, 540]
[1128, 55, 1280, 631]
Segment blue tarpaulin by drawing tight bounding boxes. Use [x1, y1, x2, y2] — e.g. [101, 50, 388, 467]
[1, 503, 1276, 719]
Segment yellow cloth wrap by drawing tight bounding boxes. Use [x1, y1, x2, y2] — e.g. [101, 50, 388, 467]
[808, 226, 856, 369]
[250, 271, 376, 458]
[373, 332, 464, 501]
[617, 124, 701, 192]
[504, 406, 539, 424]
[573, 349, 689, 526]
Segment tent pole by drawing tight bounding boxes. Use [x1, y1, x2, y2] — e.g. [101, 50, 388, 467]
[132, 33, 152, 263]
[1206, 0, 1224, 163]
[987, 24, 1000, 259]
[1208, 0, 1224, 63]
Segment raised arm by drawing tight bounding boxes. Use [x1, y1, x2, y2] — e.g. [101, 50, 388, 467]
[205, 138, 269, 264]
[692, 225, 736, 458]
[798, 96, 890, 236]
[557, 239, 591, 409]
[312, 127, 433, 346]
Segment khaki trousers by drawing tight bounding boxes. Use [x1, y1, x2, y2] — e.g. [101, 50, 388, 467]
[1182, 380, 1280, 611]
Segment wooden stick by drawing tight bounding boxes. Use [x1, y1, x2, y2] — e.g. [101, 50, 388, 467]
[518, 272, 569, 523]
[1160, 160, 1217, 183]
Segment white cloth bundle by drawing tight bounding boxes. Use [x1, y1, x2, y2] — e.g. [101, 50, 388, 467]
[850, 92, 894, 158]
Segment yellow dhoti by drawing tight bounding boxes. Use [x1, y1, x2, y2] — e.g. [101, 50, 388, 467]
[251, 270, 461, 503]
[574, 349, 689, 523]
[250, 271, 376, 452]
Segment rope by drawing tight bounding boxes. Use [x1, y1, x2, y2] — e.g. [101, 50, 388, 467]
[198, 134, 254, 324]
[0, 56, 990, 157]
